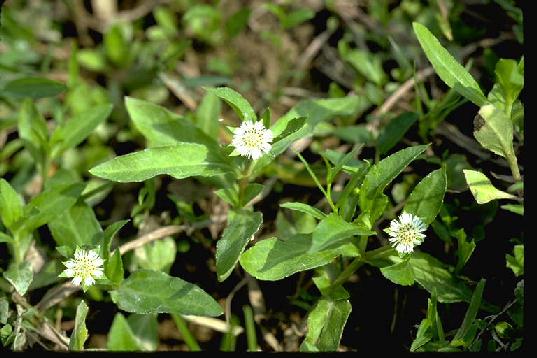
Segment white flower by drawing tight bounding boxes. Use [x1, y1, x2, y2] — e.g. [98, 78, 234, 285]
[60, 247, 105, 289]
[231, 120, 273, 160]
[384, 212, 427, 255]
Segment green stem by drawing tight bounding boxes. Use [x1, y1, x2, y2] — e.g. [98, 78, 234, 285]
[243, 305, 258, 351]
[330, 257, 364, 289]
[172, 314, 201, 351]
[238, 161, 254, 208]
[506, 153, 521, 182]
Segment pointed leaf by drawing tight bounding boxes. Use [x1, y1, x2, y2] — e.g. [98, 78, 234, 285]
[300, 299, 351, 351]
[0, 179, 24, 230]
[404, 168, 447, 225]
[473, 103, 514, 158]
[107, 313, 140, 351]
[463, 169, 516, 204]
[240, 234, 359, 281]
[360, 145, 428, 211]
[69, 300, 89, 351]
[89, 144, 232, 182]
[111, 270, 223, 317]
[216, 211, 262, 281]
[206, 87, 256, 121]
[412, 22, 486, 106]
[3, 262, 33, 296]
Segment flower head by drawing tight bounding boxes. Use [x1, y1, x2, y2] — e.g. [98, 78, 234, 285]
[384, 212, 426, 255]
[231, 120, 273, 160]
[60, 247, 104, 289]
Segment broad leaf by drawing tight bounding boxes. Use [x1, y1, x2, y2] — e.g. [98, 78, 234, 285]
[69, 300, 89, 351]
[18, 183, 86, 234]
[413, 22, 486, 106]
[125, 97, 222, 153]
[110, 270, 223, 317]
[107, 313, 140, 351]
[48, 201, 102, 248]
[126, 314, 159, 351]
[196, 91, 221, 138]
[380, 260, 415, 286]
[3, 262, 33, 296]
[206, 87, 256, 121]
[105, 249, 124, 285]
[300, 299, 351, 351]
[311, 213, 374, 252]
[463, 170, 516, 204]
[89, 144, 232, 182]
[51, 104, 113, 157]
[18, 99, 48, 164]
[473, 103, 515, 159]
[360, 145, 428, 212]
[0, 179, 24, 231]
[240, 233, 360, 281]
[2, 77, 66, 99]
[216, 210, 263, 281]
[404, 168, 447, 225]
[133, 237, 176, 273]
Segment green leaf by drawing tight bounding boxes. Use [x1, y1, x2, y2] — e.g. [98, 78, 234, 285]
[252, 96, 368, 176]
[300, 299, 351, 351]
[0, 179, 24, 230]
[412, 22, 486, 106]
[380, 260, 415, 286]
[104, 24, 129, 67]
[125, 97, 222, 153]
[18, 183, 86, 234]
[451, 279, 486, 347]
[473, 103, 515, 159]
[216, 211, 262, 281]
[463, 169, 516, 204]
[111, 270, 223, 317]
[3, 262, 33, 296]
[0, 295, 9, 324]
[333, 125, 373, 145]
[240, 183, 264, 206]
[455, 230, 476, 273]
[410, 318, 433, 352]
[343, 49, 386, 85]
[69, 300, 89, 351]
[495, 58, 523, 112]
[410, 252, 472, 303]
[501, 204, 523, 215]
[89, 144, 232, 182]
[240, 233, 359, 281]
[404, 168, 447, 225]
[48, 201, 102, 249]
[133, 237, 176, 273]
[50, 104, 113, 157]
[195, 91, 221, 138]
[105, 249, 124, 285]
[206, 87, 256, 121]
[102, 220, 129, 260]
[377, 112, 418, 155]
[360, 145, 428, 212]
[506, 244, 524, 277]
[126, 314, 159, 351]
[18, 99, 48, 164]
[280, 202, 326, 220]
[2, 77, 67, 99]
[107, 313, 140, 351]
[311, 213, 375, 252]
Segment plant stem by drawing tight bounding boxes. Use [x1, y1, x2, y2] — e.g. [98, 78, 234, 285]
[172, 314, 201, 351]
[330, 257, 364, 289]
[506, 153, 521, 182]
[243, 305, 258, 351]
